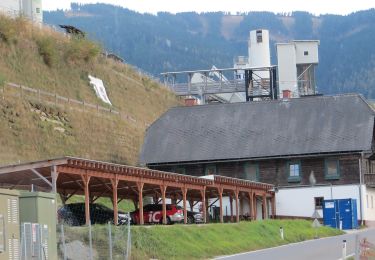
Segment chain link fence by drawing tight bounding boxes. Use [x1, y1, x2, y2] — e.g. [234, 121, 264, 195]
[57, 218, 131, 260]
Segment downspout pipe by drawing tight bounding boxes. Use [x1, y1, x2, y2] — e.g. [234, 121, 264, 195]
[359, 152, 364, 226]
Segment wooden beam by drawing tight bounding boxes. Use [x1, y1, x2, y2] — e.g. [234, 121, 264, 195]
[200, 187, 206, 223]
[0, 158, 67, 175]
[30, 169, 52, 188]
[182, 186, 187, 224]
[229, 195, 233, 222]
[218, 187, 223, 223]
[262, 193, 267, 220]
[248, 191, 254, 221]
[51, 165, 59, 193]
[111, 177, 119, 225]
[81, 174, 91, 225]
[235, 189, 240, 223]
[161, 185, 167, 224]
[137, 182, 144, 225]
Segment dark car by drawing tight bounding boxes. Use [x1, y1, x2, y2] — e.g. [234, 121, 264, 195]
[187, 210, 204, 224]
[57, 203, 129, 226]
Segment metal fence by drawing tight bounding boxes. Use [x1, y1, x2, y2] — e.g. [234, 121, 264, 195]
[58, 219, 131, 260]
[0, 82, 148, 127]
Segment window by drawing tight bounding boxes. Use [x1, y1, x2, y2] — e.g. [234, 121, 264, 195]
[205, 165, 216, 175]
[174, 168, 186, 175]
[325, 159, 340, 180]
[314, 197, 324, 210]
[287, 161, 301, 182]
[36, 8, 41, 14]
[256, 30, 263, 43]
[244, 163, 259, 181]
[304, 51, 309, 56]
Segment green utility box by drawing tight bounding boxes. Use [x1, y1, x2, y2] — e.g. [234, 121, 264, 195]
[19, 191, 58, 260]
[0, 188, 20, 260]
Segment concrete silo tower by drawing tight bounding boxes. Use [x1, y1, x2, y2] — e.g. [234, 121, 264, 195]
[248, 29, 271, 74]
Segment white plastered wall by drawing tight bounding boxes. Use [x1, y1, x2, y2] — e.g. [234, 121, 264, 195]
[276, 185, 363, 220]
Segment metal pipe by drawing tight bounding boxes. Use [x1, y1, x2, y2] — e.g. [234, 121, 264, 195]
[359, 152, 364, 226]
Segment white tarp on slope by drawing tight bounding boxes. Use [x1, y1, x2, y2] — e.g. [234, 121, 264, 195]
[88, 75, 112, 105]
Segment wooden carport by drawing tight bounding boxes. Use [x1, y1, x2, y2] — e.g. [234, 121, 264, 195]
[0, 157, 275, 225]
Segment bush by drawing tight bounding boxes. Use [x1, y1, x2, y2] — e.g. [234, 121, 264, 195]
[0, 15, 17, 44]
[0, 73, 5, 87]
[65, 38, 101, 63]
[36, 36, 58, 67]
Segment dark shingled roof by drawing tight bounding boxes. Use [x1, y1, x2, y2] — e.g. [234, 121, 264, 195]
[140, 94, 375, 165]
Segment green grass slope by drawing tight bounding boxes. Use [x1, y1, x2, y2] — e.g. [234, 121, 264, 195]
[0, 15, 180, 165]
[63, 220, 343, 260]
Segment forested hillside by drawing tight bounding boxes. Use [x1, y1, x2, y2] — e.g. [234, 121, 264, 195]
[44, 4, 375, 98]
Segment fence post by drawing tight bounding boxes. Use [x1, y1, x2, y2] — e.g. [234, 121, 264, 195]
[89, 221, 93, 260]
[125, 213, 131, 260]
[355, 234, 359, 260]
[342, 239, 347, 259]
[108, 222, 113, 260]
[61, 224, 67, 260]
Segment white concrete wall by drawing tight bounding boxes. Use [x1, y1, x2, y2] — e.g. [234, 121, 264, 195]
[0, 0, 21, 16]
[276, 185, 363, 220]
[364, 187, 375, 221]
[248, 29, 271, 79]
[294, 41, 319, 64]
[277, 43, 298, 96]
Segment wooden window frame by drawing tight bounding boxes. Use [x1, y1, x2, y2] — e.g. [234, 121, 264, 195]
[205, 165, 217, 175]
[324, 159, 340, 180]
[244, 163, 259, 182]
[287, 161, 301, 182]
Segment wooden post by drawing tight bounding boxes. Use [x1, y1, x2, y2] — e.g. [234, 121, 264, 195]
[218, 187, 224, 223]
[182, 186, 188, 224]
[262, 193, 267, 219]
[51, 165, 58, 193]
[271, 194, 276, 219]
[200, 187, 206, 223]
[248, 192, 254, 221]
[111, 177, 119, 225]
[81, 174, 91, 225]
[235, 189, 240, 223]
[189, 199, 194, 211]
[161, 185, 167, 224]
[137, 182, 144, 225]
[229, 195, 234, 222]
[253, 194, 257, 221]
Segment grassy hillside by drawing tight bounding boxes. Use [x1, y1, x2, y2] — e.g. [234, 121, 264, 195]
[63, 220, 343, 260]
[0, 15, 181, 166]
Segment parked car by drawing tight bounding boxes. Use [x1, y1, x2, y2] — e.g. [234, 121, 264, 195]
[57, 203, 129, 226]
[186, 210, 204, 224]
[131, 204, 184, 225]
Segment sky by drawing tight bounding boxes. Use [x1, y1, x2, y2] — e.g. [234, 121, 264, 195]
[43, 0, 375, 15]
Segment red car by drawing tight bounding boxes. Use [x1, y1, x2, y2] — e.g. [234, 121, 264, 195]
[131, 204, 184, 224]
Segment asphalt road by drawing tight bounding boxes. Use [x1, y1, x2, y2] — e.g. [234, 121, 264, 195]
[216, 228, 375, 260]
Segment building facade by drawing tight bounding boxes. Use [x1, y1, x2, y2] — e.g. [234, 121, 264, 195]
[0, 0, 42, 24]
[140, 94, 375, 225]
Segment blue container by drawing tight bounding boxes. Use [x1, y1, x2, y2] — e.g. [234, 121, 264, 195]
[322, 199, 358, 230]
